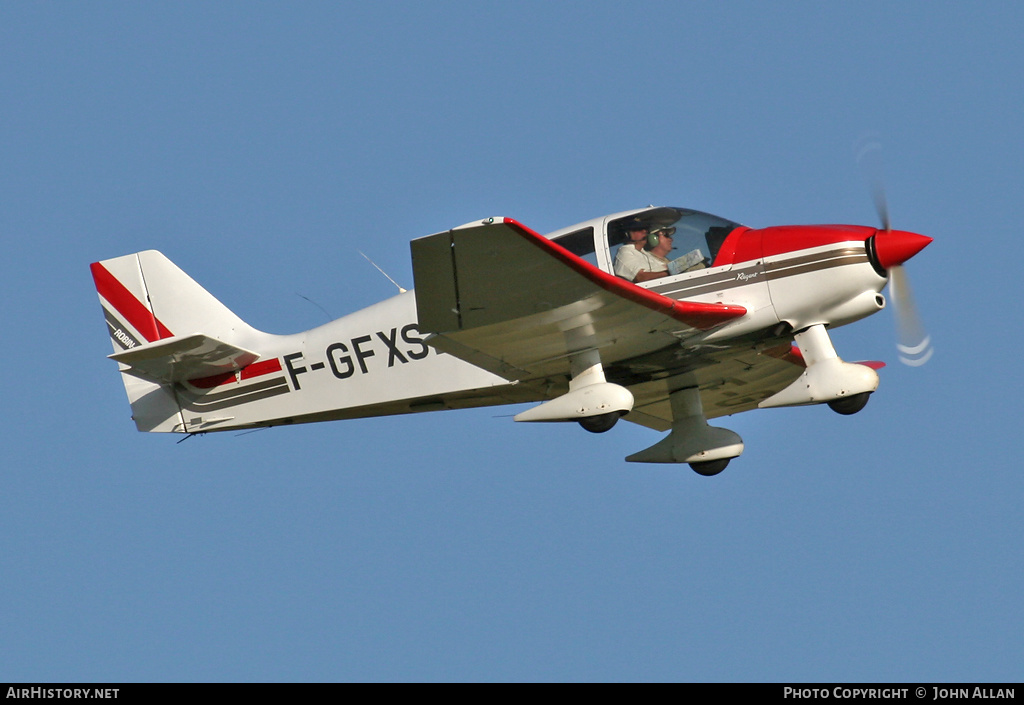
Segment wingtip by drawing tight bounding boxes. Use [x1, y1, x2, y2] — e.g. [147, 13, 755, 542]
[669, 301, 747, 330]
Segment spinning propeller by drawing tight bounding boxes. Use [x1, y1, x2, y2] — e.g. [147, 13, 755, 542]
[858, 139, 934, 366]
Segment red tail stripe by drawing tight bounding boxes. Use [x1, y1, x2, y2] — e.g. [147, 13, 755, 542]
[90, 261, 173, 342]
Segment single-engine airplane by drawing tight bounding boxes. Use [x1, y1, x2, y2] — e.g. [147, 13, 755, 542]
[91, 205, 931, 475]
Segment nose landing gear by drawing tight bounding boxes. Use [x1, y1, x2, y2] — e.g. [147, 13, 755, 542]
[759, 324, 880, 410]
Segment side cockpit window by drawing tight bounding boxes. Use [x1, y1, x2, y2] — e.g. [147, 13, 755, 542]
[551, 227, 597, 268]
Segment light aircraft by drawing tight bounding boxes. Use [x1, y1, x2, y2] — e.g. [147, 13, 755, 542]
[91, 204, 931, 475]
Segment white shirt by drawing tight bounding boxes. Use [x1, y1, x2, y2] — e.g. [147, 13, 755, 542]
[614, 245, 668, 281]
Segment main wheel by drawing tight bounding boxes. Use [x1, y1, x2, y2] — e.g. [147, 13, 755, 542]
[689, 458, 730, 476]
[828, 392, 871, 416]
[578, 412, 621, 434]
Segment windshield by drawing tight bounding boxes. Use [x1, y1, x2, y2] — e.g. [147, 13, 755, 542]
[607, 207, 742, 273]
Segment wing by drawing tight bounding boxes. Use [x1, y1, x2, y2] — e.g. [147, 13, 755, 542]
[410, 218, 747, 381]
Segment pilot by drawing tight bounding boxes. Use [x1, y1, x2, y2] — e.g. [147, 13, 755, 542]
[646, 227, 675, 267]
[614, 220, 672, 282]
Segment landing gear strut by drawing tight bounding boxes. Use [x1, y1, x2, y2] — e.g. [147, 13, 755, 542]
[626, 385, 743, 473]
[514, 348, 633, 428]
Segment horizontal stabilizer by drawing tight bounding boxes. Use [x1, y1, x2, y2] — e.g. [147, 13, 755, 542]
[109, 333, 259, 383]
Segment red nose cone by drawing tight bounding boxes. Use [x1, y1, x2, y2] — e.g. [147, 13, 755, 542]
[873, 230, 933, 270]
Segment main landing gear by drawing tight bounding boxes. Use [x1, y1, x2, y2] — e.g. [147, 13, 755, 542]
[626, 385, 744, 475]
[513, 348, 634, 432]
[515, 324, 875, 477]
[513, 344, 743, 475]
[626, 323, 879, 476]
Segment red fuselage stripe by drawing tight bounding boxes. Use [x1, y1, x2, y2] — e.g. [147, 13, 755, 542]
[240, 358, 283, 379]
[90, 261, 173, 342]
[188, 358, 283, 389]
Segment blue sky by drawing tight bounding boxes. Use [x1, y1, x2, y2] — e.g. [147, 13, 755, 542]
[1, 1, 1021, 682]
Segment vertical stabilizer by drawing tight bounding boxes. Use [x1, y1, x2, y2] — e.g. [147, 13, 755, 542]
[91, 250, 260, 432]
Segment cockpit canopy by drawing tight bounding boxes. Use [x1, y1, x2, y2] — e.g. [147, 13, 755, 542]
[607, 207, 741, 262]
[549, 206, 744, 276]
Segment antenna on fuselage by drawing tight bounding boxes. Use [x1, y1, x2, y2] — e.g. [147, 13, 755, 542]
[358, 250, 408, 294]
[296, 293, 333, 322]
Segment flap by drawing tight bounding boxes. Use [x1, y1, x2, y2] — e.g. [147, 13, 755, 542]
[109, 333, 259, 383]
[411, 218, 746, 381]
[624, 344, 807, 430]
